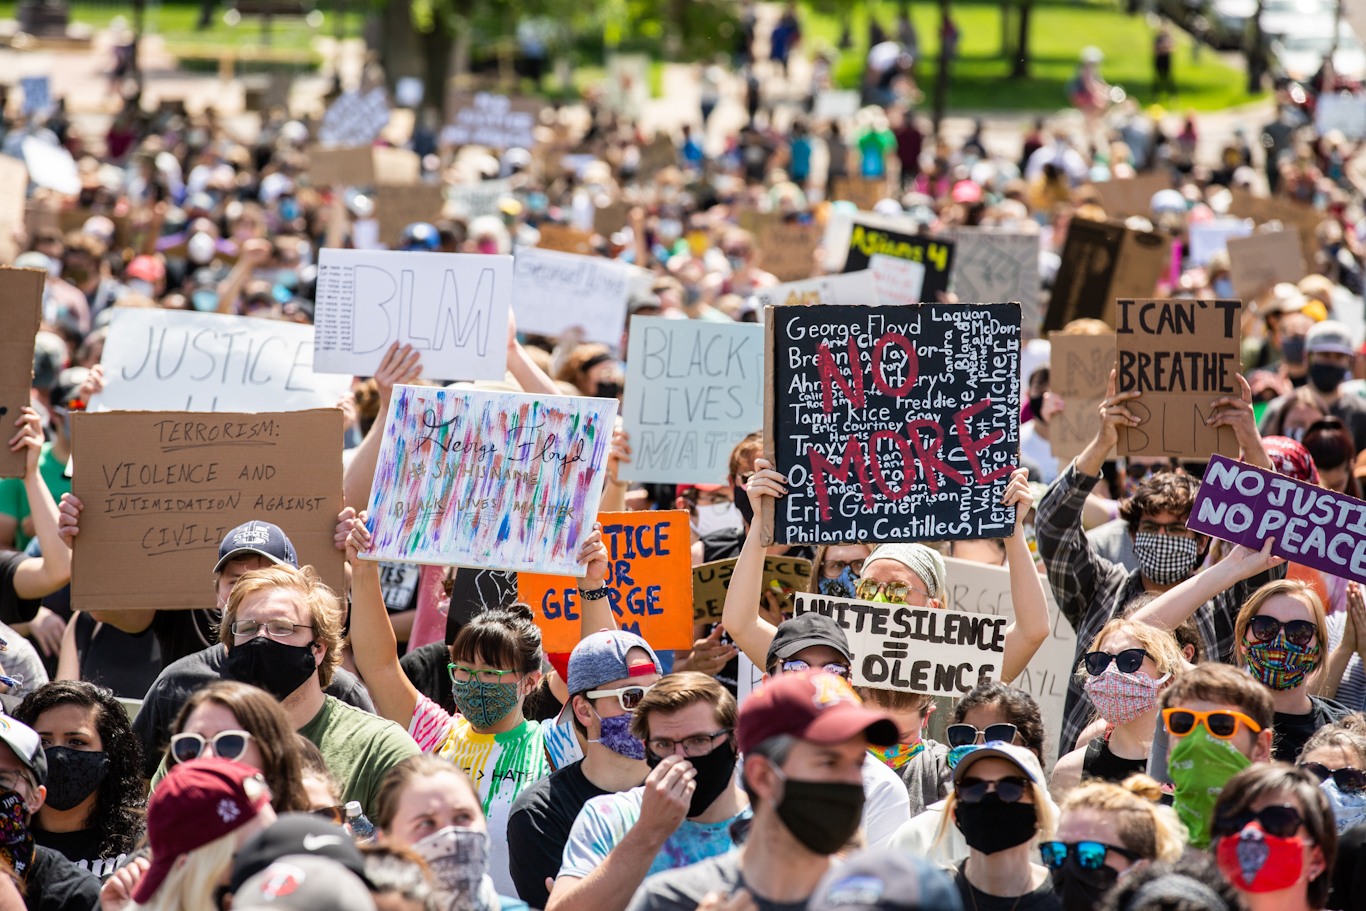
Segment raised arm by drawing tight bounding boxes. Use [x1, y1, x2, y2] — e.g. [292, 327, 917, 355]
[1208, 374, 1271, 470]
[343, 342, 422, 509]
[720, 459, 786, 667]
[999, 468, 1050, 684]
[506, 310, 560, 396]
[344, 512, 422, 726]
[1320, 582, 1366, 698]
[1130, 538, 1285, 633]
[576, 522, 614, 638]
[598, 427, 631, 514]
[10, 408, 70, 600]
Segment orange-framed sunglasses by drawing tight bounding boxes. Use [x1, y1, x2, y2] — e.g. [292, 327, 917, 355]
[1162, 708, 1262, 740]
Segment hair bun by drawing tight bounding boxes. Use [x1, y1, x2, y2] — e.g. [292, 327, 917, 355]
[1120, 773, 1165, 802]
[504, 602, 536, 624]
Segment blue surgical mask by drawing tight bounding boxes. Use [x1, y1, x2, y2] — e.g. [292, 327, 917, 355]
[1322, 778, 1366, 834]
[1213, 277, 1235, 300]
[819, 566, 859, 599]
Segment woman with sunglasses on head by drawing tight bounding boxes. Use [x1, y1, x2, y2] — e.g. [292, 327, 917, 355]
[1050, 620, 1189, 798]
[1208, 764, 1335, 911]
[1047, 775, 1186, 911]
[1296, 726, 1366, 835]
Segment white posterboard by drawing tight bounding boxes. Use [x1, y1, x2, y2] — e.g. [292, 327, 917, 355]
[1187, 218, 1254, 266]
[312, 249, 511, 380]
[751, 272, 878, 313]
[948, 228, 1042, 335]
[1316, 93, 1366, 139]
[89, 309, 353, 413]
[619, 317, 764, 484]
[813, 90, 861, 120]
[449, 179, 514, 220]
[870, 253, 927, 305]
[511, 247, 630, 345]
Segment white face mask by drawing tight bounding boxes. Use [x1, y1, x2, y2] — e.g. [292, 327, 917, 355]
[692, 501, 745, 537]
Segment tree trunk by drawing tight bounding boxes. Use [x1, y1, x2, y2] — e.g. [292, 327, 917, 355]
[934, 0, 950, 131]
[379, 0, 425, 94]
[1012, 0, 1031, 77]
[1001, 0, 1011, 59]
[420, 24, 454, 116]
[1246, 0, 1265, 92]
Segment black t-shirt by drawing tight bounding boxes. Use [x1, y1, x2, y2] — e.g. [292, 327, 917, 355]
[0, 551, 41, 626]
[507, 760, 612, 908]
[131, 643, 377, 778]
[32, 827, 130, 880]
[1273, 695, 1352, 762]
[1082, 736, 1149, 785]
[401, 641, 456, 716]
[954, 863, 1062, 911]
[23, 845, 101, 911]
[150, 608, 222, 667]
[1329, 821, 1366, 909]
[72, 612, 162, 700]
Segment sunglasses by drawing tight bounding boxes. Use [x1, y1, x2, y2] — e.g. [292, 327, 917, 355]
[1162, 708, 1262, 739]
[1247, 615, 1317, 648]
[312, 805, 347, 825]
[1039, 841, 1141, 871]
[957, 775, 1031, 803]
[854, 579, 933, 604]
[821, 559, 865, 577]
[1082, 648, 1150, 676]
[1300, 762, 1366, 793]
[585, 684, 654, 711]
[781, 659, 851, 679]
[170, 730, 253, 764]
[946, 723, 1018, 748]
[1212, 804, 1304, 840]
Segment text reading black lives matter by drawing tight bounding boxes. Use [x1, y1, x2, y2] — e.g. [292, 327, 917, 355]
[767, 304, 1021, 545]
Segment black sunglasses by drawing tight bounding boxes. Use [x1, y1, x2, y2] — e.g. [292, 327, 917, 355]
[1212, 805, 1303, 839]
[957, 775, 1031, 803]
[1300, 762, 1366, 793]
[1248, 616, 1317, 647]
[946, 723, 1018, 747]
[1082, 648, 1150, 676]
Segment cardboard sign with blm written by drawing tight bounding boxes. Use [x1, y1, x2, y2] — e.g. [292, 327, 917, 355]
[1115, 299, 1242, 458]
[1048, 333, 1116, 462]
[692, 556, 813, 621]
[518, 511, 694, 651]
[0, 268, 44, 478]
[69, 409, 345, 609]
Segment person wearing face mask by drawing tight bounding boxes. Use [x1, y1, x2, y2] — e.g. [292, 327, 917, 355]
[1261, 321, 1366, 454]
[1209, 764, 1335, 911]
[810, 544, 871, 599]
[558, 345, 625, 400]
[1046, 776, 1187, 911]
[625, 670, 899, 911]
[547, 673, 749, 911]
[1020, 365, 1061, 484]
[1295, 726, 1366, 836]
[11, 682, 144, 880]
[680, 484, 746, 545]
[856, 688, 948, 815]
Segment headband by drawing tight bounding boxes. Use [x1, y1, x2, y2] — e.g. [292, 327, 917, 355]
[579, 352, 615, 374]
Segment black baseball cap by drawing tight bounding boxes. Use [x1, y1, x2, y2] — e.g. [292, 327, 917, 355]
[765, 613, 852, 670]
[214, 520, 298, 574]
[229, 814, 369, 893]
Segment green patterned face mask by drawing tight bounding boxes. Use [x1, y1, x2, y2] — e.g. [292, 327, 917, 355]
[1169, 729, 1252, 850]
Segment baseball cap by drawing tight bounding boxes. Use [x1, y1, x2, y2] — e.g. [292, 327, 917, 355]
[766, 613, 852, 671]
[134, 758, 273, 903]
[809, 850, 963, 911]
[0, 716, 46, 786]
[737, 669, 897, 754]
[566, 629, 663, 695]
[126, 255, 165, 283]
[230, 814, 369, 893]
[214, 521, 299, 574]
[234, 855, 376, 911]
[1307, 320, 1354, 356]
[677, 483, 726, 493]
[950, 741, 1046, 786]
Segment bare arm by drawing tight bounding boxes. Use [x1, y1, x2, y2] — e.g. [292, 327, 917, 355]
[599, 427, 631, 514]
[576, 523, 614, 638]
[343, 342, 422, 509]
[10, 409, 70, 599]
[1131, 539, 1285, 633]
[344, 513, 422, 725]
[506, 310, 560, 396]
[216, 238, 272, 314]
[720, 459, 785, 668]
[999, 468, 1050, 684]
[56, 611, 81, 681]
[1320, 584, 1366, 698]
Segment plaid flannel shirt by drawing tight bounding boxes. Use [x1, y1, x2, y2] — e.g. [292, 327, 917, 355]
[1035, 461, 1286, 755]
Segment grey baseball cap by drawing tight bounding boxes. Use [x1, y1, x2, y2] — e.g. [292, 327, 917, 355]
[566, 629, 662, 694]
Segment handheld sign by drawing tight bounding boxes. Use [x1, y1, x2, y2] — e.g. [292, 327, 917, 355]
[1044, 219, 1171, 332]
[750, 272, 878, 310]
[1226, 230, 1305, 304]
[69, 409, 345, 609]
[792, 592, 1004, 695]
[443, 93, 543, 149]
[619, 317, 763, 485]
[444, 567, 520, 637]
[843, 221, 953, 302]
[511, 247, 631, 347]
[1048, 333, 1117, 462]
[758, 222, 820, 282]
[763, 303, 1021, 546]
[1115, 298, 1242, 459]
[0, 267, 44, 478]
[518, 511, 693, 651]
[312, 249, 512, 381]
[90, 310, 354, 413]
[947, 228, 1041, 337]
[869, 254, 926, 306]
[363, 385, 616, 576]
[692, 556, 813, 621]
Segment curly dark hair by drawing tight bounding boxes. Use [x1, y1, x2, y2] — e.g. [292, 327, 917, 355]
[15, 682, 145, 858]
[949, 682, 1047, 762]
[1119, 471, 1202, 537]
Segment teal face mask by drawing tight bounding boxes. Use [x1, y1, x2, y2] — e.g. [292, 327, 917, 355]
[946, 744, 976, 769]
[451, 679, 520, 730]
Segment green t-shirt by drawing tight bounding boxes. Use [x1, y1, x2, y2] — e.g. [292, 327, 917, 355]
[0, 443, 70, 550]
[299, 695, 421, 821]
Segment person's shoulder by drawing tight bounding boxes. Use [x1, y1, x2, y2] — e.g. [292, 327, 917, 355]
[30, 845, 101, 906]
[152, 643, 226, 683]
[1311, 694, 1354, 722]
[578, 785, 644, 823]
[630, 853, 737, 911]
[322, 695, 413, 739]
[862, 750, 907, 790]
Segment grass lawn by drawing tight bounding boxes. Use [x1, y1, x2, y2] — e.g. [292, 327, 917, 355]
[801, 0, 1265, 111]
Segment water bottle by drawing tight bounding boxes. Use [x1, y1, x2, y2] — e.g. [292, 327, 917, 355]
[345, 801, 377, 842]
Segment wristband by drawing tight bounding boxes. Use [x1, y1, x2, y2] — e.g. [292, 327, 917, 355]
[578, 586, 610, 600]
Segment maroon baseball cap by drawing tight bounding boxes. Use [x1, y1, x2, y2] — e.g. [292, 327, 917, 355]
[738, 669, 898, 754]
[133, 758, 273, 904]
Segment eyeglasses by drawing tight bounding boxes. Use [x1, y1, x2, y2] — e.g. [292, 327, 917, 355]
[1247, 615, 1317, 647]
[447, 664, 530, 685]
[647, 730, 732, 759]
[1039, 841, 1142, 871]
[1162, 708, 1263, 739]
[230, 619, 314, 639]
[170, 730, 253, 764]
[1300, 762, 1366, 793]
[1135, 521, 1192, 537]
[0, 770, 31, 794]
[822, 559, 865, 578]
[946, 723, 1018, 748]
[585, 684, 654, 711]
[781, 659, 851, 679]
[312, 805, 347, 825]
[1212, 805, 1304, 839]
[957, 775, 1031, 803]
[854, 579, 933, 604]
[1082, 648, 1150, 676]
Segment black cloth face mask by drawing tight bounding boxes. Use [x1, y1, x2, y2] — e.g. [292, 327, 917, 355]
[954, 792, 1039, 855]
[769, 762, 864, 855]
[42, 747, 110, 811]
[1053, 854, 1120, 911]
[225, 636, 318, 701]
[646, 738, 738, 819]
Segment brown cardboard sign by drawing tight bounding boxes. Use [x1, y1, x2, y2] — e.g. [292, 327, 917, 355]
[829, 176, 888, 212]
[593, 201, 629, 237]
[372, 147, 422, 187]
[637, 135, 678, 179]
[70, 409, 345, 609]
[1115, 299, 1242, 458]
[1048, 332, 1116, 462]
[759, 222, 820, 282]
[692, 556, 812, 621]
[372, 186, 444, 248]
[1228, 189, 1323, 268]
[1088, 173, 1173, 220]
[0, 268, 44, 478]
[1226, 229, 1306, 303]
[306, 145, 375, 188]
[1045, 219, 1170, 332]
[537, 223, 594, 256]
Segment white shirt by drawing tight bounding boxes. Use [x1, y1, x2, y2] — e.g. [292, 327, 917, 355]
[861, 753, 911, 849]
[1019, 420, 1059, 484]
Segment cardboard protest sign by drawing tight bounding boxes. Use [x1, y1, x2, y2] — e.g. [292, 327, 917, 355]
[1048, 332, 1116, 462]
[759, 222, 820, 282]
[692, 555, 813, 621]
[792, 592, 1005, 695]
[750, 272, 878, 311]
[843, 221, 953, 302]
[372, 186, 444, 247]
[444, 93, 543, 149]
[1316, 93, 1366, 138]
[637, 135, 678, 178]
[1115, 299, 1242, 458]
[0, 157, 28, 264]
[362, 385, 616, 575]
[1088, 173, 1173, 220]
[511, 247, 630, 346]
[870, 254, 926, 305]
[449, 180, 513, 220]
[829, 177, 889, 212]
[0, 268, 44, 477]
[1228, 188, 1323, 270]
[69, 409, 345, 609]
[947, 228, 1041, 337]
[1189, 455, 1366, 585]
[763, 304, 1021, 545]
[90, 310, 353, 413]
[1044, 219, 1171, 332]
[519, 511, 694, 651]
[313, 249, 512, 381]
[537, 223, 594, 256]
[593, 201, 630, 237]
[619, 317, 763, 484]
[1187, 218, 1253, 266]
[307, 145, 375, 187]
[372, 147, 422, 187]
[318, 89, 391, 147]
[1226, 229, 1305, 303]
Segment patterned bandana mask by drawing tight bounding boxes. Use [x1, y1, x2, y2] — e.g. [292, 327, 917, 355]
[1083, 668, 1169, 725]
[1169, 729, 1252, 850]
[868, 740, 926, 771]
[0, 789, 33, 882]
[1245, 634, 1320, 691]
[410, 826, 496, 911]
[1322, 777, 1366, 834]
[819, 567, 859, 599]
[1132, 533, 1200, 586]
[451, 679, 521, 730]
[946, 744, 977, 770]
[590, 711, 645, 760]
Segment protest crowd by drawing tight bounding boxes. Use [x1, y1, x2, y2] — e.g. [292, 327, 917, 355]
[16, 18, 1366, 911]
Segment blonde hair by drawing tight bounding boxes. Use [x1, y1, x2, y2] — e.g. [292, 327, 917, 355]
[1076, 618, 1191, 683]
[131, 830, 239, 911]
[221, 565, 343, 688]
[1233, 579, 1329, 674]
[1060, 774, 1187, 863]
[1059, 319, 1112, 336]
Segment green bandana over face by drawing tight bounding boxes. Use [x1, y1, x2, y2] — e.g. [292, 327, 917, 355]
[1169, 729, 1252, 850]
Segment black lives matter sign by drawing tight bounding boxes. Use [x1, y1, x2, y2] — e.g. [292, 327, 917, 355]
[762, 304, 1021, 545]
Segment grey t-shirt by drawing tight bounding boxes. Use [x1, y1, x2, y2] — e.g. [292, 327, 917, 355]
[897, 739, 951, 818]
[625, 852, 809, 911]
